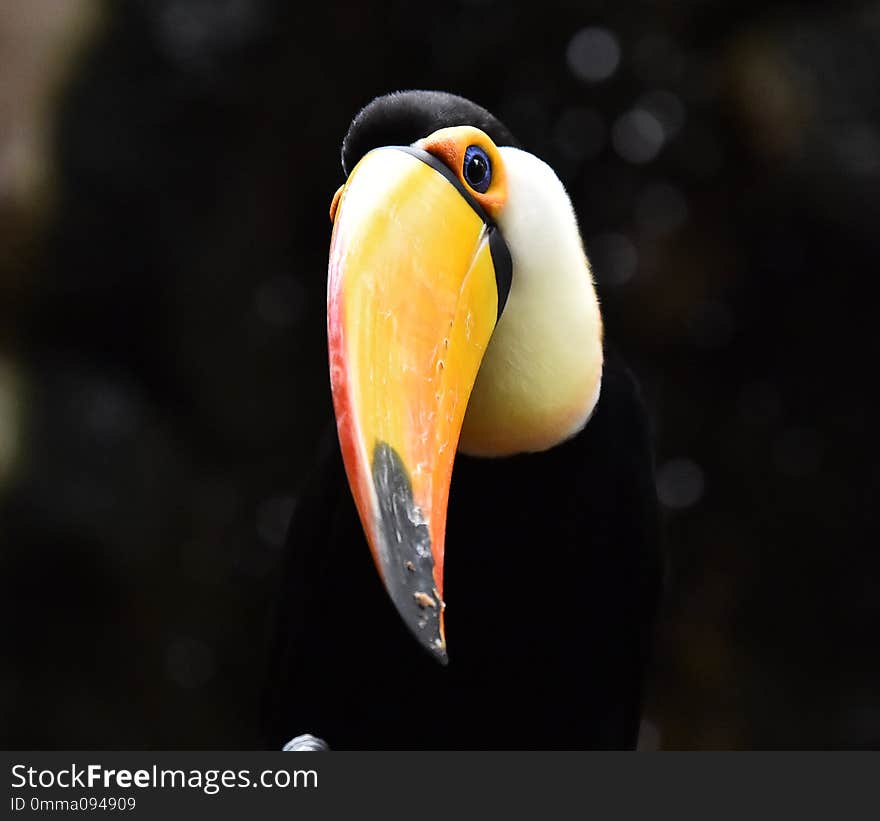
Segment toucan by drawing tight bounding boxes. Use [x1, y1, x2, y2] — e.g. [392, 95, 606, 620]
[264, 90, 662, 750]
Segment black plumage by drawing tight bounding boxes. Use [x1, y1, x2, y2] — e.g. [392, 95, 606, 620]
[340, 90, 518, 176]
[263, 92, 662, 750]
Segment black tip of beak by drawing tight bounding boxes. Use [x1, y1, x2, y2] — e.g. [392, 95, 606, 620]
[372, 442, 447, 664]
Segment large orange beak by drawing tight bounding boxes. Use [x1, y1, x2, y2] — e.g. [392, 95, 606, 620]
[327, 146, 510, 662]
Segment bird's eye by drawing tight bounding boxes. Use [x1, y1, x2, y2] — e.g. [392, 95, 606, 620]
[463, 145, 492, 193]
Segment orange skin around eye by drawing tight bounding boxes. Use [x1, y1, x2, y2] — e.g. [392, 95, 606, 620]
[420, 126, 508, 219]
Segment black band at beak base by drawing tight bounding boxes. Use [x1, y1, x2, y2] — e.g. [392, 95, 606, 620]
[393, 146, 512, 320]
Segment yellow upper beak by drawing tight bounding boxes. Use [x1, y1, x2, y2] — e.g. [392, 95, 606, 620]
[327, 146, 507, 661]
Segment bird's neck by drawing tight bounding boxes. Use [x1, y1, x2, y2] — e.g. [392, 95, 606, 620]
[458, 147, 603, 458]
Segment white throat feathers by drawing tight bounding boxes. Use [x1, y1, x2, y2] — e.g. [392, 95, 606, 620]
[459, 147, 603, 457]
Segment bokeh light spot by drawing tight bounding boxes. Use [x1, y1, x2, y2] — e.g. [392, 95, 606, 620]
[566, 27, 621, 83]
[612, 109, 665, 164]
[657, 458, 705, 509]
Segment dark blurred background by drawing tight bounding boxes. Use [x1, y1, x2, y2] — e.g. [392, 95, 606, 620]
[1, 0, 878, 749]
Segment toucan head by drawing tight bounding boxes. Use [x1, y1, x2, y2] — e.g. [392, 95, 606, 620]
[327, 91, 603, 662]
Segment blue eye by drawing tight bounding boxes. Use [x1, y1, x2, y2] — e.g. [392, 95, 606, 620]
[463, 145, 492, 193]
